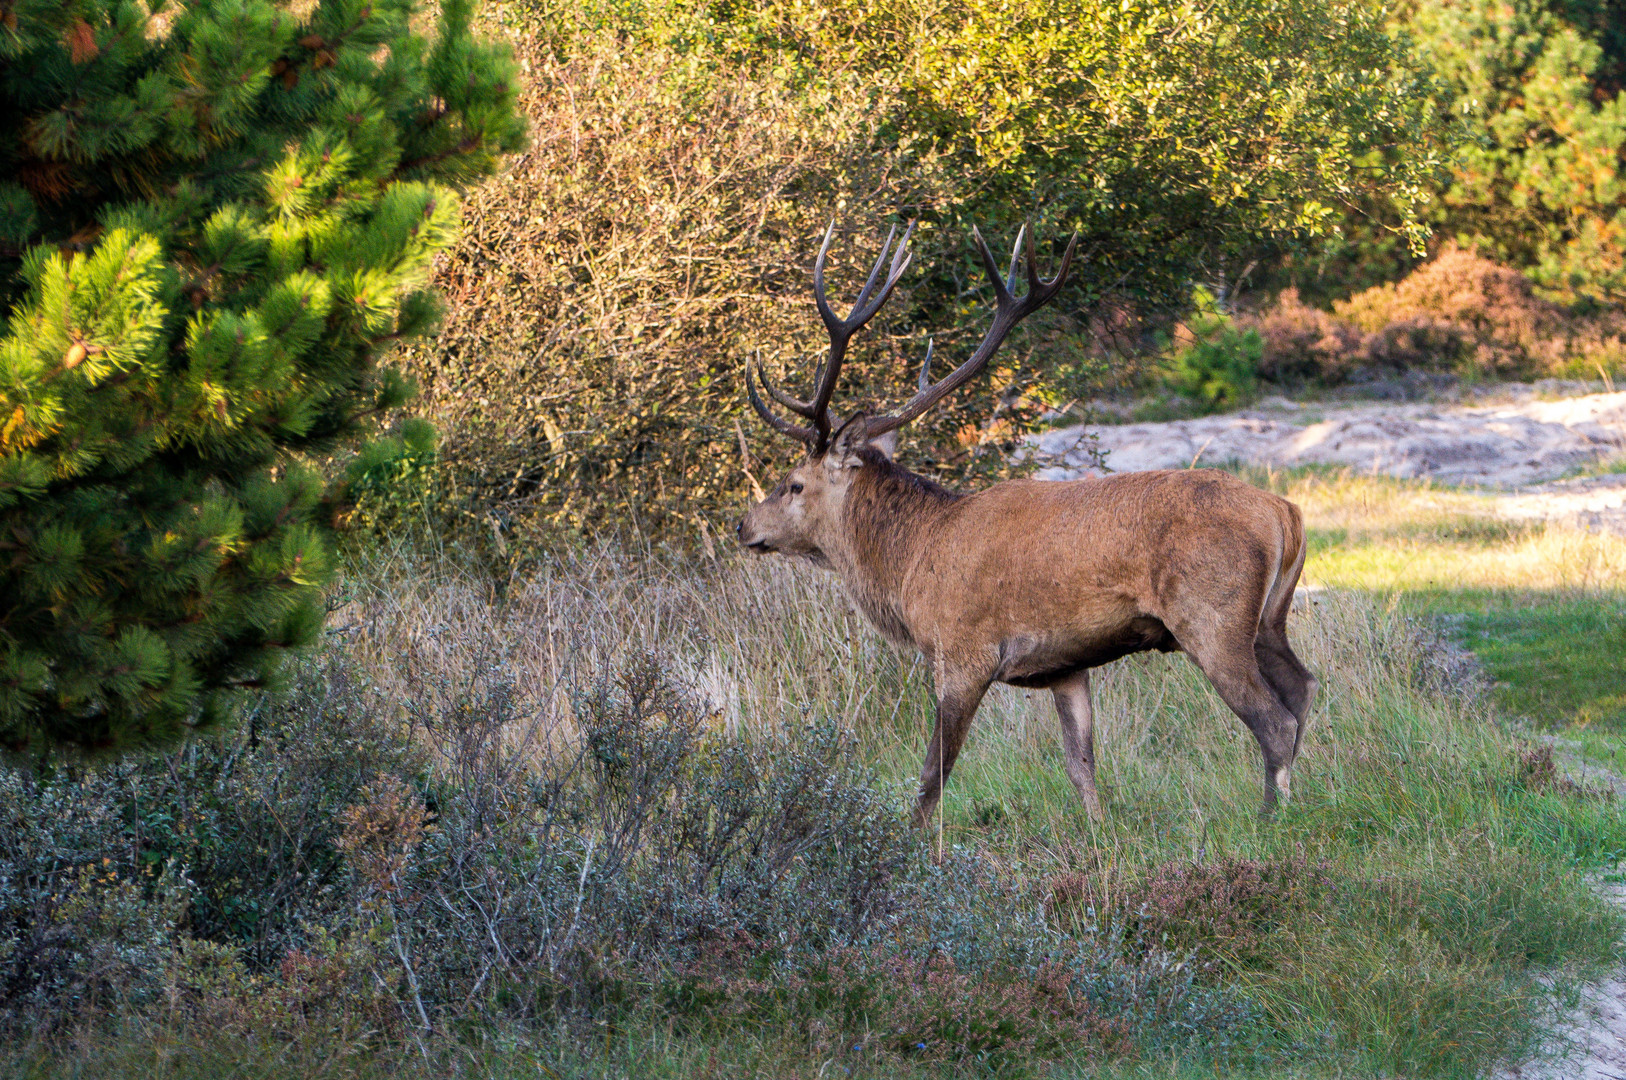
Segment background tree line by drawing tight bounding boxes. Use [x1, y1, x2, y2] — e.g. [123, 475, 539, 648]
[397, 0, 1626, 549]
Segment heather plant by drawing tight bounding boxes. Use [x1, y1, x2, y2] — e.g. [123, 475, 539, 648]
[1053, 853, 1333, 976]
[1245, 245, 1626, 384]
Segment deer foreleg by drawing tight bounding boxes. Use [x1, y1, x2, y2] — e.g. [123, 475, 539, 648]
[912, 675, 990, 828]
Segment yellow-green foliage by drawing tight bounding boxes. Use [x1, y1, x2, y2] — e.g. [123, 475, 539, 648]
[1278, 0, 1626, 306]
[396, 0, 1449, 541]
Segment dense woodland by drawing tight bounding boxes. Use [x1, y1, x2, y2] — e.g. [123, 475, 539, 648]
[399, 0, 1626, 540]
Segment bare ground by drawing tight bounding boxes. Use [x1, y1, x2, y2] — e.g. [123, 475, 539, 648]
[1498, 858, 1626, 1080]
[1029, 386, 1626, 532]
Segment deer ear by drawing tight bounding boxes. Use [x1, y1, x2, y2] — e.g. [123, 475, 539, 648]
[826, 414, 871, 470]
[869, 429, 898, 460]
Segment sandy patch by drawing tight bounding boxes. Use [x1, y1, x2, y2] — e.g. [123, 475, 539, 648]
[1496, 878, 1626, 1080]
[1027, 389, 1626, 532]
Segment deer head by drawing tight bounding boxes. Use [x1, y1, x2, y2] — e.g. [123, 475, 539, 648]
[737, 221, 1078, 562]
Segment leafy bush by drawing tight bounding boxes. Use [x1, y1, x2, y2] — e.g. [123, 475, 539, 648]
[394, 12, 1048, 545]
[400, 0, 1448, 540]
[0, 648, 414, 1032]
[1415, 0, 1626, 305]
[0, 770, 187, 1026]
[382, 650, 921, 1019]
[1275, 0, 1626, 307]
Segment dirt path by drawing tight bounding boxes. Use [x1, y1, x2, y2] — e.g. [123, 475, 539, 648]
[1028, 387, 1626, 531]
[1498, 833, 1626, 1080]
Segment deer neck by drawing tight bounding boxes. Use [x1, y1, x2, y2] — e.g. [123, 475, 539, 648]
[826, 457, 959, 647]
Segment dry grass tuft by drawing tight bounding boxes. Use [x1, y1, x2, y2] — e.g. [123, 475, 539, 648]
[1248, 468, 1626, 594]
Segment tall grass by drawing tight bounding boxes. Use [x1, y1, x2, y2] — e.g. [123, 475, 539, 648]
[5, 536, 1622, 1077]
[331, 539, 1626, 1073]
[342, 532, 1554, 793]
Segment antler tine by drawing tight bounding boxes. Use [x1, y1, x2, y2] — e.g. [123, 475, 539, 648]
[866, 224, 1080, 439]
[805, 220, 917, 451]
[757, 361, 820, 418]
[918, 337, 935, 391]
[812, 220, 843, 336]
[972, 226, 1013, 306]
[811, 221, 913, 336]
[1030, 229, 1080, 311]
[1005, 224, 1027, 293]
[747, 356, 819, 444]
[846, 223, 899, 324]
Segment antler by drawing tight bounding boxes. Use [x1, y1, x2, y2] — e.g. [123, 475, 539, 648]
[747, 220, 915, 454]
[864, 225, 1078, 439]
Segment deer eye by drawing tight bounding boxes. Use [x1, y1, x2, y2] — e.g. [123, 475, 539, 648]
[788, 482, 803, 495]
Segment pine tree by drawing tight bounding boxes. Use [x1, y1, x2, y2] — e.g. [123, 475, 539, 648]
[1415, 0, 1626, 303]
[0, 0, 525, 754]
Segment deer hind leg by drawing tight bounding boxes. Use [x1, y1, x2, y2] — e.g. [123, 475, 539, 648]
[1254, 628, 1317, 757]
[912, 675, 990, 828]
[1051, 671, 1104, 821]
[1177, 625, 1302, 813]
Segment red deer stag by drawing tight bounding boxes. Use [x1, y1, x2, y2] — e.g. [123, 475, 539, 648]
[737, 222, 1315, 824]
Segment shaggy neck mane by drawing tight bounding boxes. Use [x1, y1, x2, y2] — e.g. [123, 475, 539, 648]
[834, 448, 960, 643]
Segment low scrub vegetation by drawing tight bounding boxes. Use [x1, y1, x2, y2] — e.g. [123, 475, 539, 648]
[3, 542, 1622, 1077]
[1127, 246, 1626, 419]
[1250, 245, 1626, 386]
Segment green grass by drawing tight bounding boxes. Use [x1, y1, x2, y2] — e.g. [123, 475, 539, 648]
[9, 472, 1626, 1079]
[1275, 466, 1626, 764]
[1448, 597, 1626, 739]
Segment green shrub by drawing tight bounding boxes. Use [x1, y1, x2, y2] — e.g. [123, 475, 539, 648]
[0, 586, 1255, 1066]
[0, 772, 188, 1029]
[0, 0, 526, 754]
[400, 0, 1448, 540]
[1159, 291, 1264, 412]
[1274, 0, 1626, 308]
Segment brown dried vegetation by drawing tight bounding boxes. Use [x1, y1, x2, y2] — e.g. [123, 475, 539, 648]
[396, 22, 1042, 541]
[1248, 245, 1626, 384]
[1050, 852, 1331, 975]
[660, 944, 1140, 1065]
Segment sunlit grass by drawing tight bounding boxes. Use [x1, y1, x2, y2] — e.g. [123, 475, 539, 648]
[317, 540, 1626, 1079]
[1221, 468, 1625, 754]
